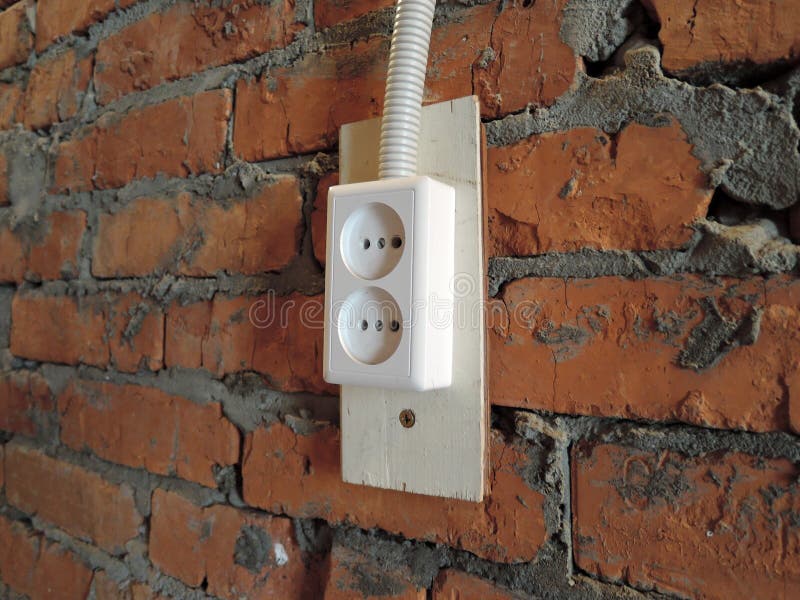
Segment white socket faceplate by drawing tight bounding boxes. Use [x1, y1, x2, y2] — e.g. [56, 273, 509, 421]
[323, 175, 455, 391]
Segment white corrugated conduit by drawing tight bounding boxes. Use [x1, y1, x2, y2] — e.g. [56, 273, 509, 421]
[378, 0, 437, 180]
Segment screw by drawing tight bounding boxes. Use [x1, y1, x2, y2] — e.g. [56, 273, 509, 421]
[399, 409, 415, 428]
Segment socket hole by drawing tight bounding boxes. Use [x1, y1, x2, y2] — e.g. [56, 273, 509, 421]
[341, 203, 405, 280]
[391, 236, 403, 249]
[390, 320, 400, 332]
[338, 287, 403, 365]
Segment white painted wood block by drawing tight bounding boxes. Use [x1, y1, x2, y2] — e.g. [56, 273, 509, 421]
[338, 96, 487, 501]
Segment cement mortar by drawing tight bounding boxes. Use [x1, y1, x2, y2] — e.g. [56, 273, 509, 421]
[487, 46, 800, 210]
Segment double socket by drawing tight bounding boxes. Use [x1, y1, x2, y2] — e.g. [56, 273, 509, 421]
[323, 175, 455, 391]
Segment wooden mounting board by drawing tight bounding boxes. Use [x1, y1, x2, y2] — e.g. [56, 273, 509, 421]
[339, 96, 487, 501]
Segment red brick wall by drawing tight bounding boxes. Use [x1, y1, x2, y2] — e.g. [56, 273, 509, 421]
[1, 0, 799, 598]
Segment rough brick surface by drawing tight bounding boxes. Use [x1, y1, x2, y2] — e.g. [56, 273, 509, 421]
[644, 0, 800, 76]
[324, 541, 426, 600]
[0, 211, 86, 282]
[0, 370, 53, 437]
[54, 90, 231, 192]
[0, 81, 23, 129]
[490, 275, 800, 433]
[573, 441, 800, 598]
[0, 516, 94, 600]
[93, 178, 303, 277]
[234, 2, 578, 161]
[11, 291, 164, 371]
[150, 489, 319, 599]
[488, 121, 712, 256]
[4, 443, 143, 554]
[23, 50, 93, 130]
[243, 423, 548, 563]
[432, 570, 524, 600]
[58, 379, 240, 488]
[233, 38, 386, 161]
[95, 0, 302, 104]
[36, 0, 138, 52]
[473, 0, 578, 118]
[0, 1, 32, 70]
[165, 293, 334, 394]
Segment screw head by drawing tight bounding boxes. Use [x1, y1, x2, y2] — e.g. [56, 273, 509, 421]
[399, 409, 415, 428]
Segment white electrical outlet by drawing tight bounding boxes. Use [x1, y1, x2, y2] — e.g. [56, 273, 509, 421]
[323, 175, 455, 391]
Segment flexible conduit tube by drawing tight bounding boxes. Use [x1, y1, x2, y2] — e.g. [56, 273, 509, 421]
[379, 0, 436, 179]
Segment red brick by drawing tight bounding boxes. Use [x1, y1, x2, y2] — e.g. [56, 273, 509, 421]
[27, 211, 86, 280]
[150, 489, 317, 599]
[11, 292, 106, 366]
[10, 291, 164, 371]
[165, 293, 335, 395]
[5, 443, 143, 554]
[0, 370, 53, 437]
[315, 0, 393, 30]
[573, 442, 800, 598]
[94, 571, 161, 600]
[23, 50, 93, 130]
[95, 0, 303, 105]
[164, 300, 211, 369]
[93, 178, 303, 277]
[432, 570, 524, 600]
[107, 292, 165, 372]
[472, 0, 578, 118]
[58, 379, 239, 488]
[488, 121, 711, 256]
[490, 275, 800, 433]
[54, 90, 231, 192]
[0, 516, 93, 600]
[36, 0, 138, 52]
[0, 152, 7, 205]
[0, 81, 23, 129]
[0, 210, 86, 282]
[233, 1, 578, 161]
[233, 38, 386, 162]
[324, 541, 425, 600]
[0, 1, 32, 70]
[311, 172, 337, 266]
[242, 422, 548, 563]
[643, 0, 800, 75]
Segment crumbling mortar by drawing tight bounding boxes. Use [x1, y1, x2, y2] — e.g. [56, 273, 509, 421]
[39, 364, 338, 433]
[488, 218, 800, 296]
[485, 46, 800, 210]
[12, 255, 325, 305]
[559, 0, 645, 64]
[332, 523, 659, 599]
[513, 408, 800, 462]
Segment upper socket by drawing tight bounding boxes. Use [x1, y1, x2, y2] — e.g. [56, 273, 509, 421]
[340, 202, 405, 280]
